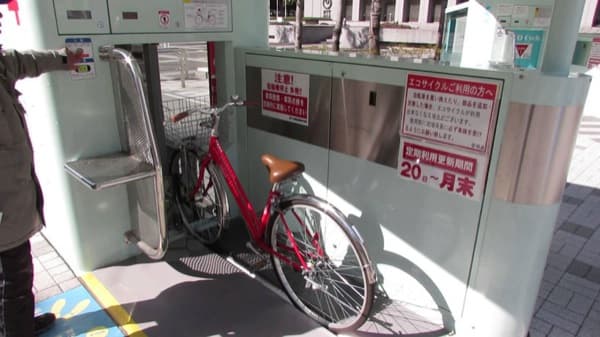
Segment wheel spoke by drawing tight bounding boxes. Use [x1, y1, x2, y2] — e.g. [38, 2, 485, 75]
[172, 150, 227, 244]
[269, 198, 373, 332]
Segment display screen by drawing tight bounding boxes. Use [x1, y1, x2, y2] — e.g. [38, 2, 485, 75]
[66, 10, 93, 20]
[122, 12, 139, 20]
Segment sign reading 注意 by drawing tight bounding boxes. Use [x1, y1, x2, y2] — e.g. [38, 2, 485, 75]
[261, 69, 310, 126]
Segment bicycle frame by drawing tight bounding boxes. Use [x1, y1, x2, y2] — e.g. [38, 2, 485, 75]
[194, 135, 314, 271]
[170, 101, 376, 332]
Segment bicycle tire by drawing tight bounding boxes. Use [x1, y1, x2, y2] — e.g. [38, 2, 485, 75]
[170, 149, 229, 244]
[267, 195, 375, 332]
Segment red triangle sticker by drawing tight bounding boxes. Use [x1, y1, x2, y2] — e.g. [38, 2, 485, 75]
[516, 44, 529, 57]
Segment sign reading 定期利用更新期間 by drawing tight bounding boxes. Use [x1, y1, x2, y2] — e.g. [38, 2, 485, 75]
[399, 72, 501, 201]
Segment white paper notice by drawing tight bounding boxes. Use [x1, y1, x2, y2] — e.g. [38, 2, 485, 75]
[184, 2, 228, 29]
[533, 6, 552, 27]
[495, 4, 514, 17]
[512, 5, 531, 19]
[401, 73, 500, 153]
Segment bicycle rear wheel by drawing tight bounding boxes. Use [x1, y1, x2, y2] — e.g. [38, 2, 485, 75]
[170, 149, 229, 244]
[267, 195, 375, 332]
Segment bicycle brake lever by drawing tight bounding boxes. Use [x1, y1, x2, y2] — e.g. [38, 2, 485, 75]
[229, 95, 258, 107]
[242, 101, 260, 107]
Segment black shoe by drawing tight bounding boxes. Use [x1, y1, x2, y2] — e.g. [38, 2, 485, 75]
[34, 313, 56, 336]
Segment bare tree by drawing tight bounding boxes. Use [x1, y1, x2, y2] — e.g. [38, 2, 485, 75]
[368, 0, 382, 55]
[295, 0, 304, 49]
[332, 0, 347, 51]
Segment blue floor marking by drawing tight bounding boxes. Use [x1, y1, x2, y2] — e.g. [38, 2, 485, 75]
[35, 285, 125, 337]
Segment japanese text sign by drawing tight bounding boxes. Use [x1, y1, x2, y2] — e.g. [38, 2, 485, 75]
[401, 73, 499, 153]
[588, 37, 600, 69]
[261, 69, 310, 126]
[399, 139, 487, 200]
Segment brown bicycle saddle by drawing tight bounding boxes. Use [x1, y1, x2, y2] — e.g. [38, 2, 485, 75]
[260, 154, 305, 184]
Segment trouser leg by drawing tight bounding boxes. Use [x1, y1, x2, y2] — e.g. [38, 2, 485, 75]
[0, 241, 34, 337]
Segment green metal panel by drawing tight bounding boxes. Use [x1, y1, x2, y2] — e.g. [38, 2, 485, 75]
[236, 48, 589, 336]
[53, 0, 111, 34]
[327, 150, 483, 317]
[461, 201, 560, 336]
[4, 0, 267, 273]
[107, 0, 233, 34]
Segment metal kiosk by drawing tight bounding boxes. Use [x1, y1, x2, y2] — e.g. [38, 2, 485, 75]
[1, 0, 591, 336]
[235, 3, 590, 336]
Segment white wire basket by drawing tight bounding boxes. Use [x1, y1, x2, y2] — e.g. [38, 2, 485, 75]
[163, 96, 212, 149]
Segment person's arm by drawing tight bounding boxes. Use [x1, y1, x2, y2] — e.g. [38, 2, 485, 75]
[1, 48, 82, 80]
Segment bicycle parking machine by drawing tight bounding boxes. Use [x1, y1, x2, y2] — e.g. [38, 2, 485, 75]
[235, 1, 590, 336]
[2, 0, 266, 271]
[2, 0, 592, 336]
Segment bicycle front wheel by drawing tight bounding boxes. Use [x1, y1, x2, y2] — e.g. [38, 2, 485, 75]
[267, 195, 375, 332]
[171, 149, 229, 244]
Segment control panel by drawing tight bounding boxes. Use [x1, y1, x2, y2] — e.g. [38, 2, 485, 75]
[53, 0, 110, 34]
[53, 0, 232, 35]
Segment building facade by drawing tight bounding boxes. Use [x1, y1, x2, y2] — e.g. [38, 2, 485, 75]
[270, 0, 600, 56]
[306, 0, 468, 23]
[302, 0, 600, 41]
[581, 0, 600, 33]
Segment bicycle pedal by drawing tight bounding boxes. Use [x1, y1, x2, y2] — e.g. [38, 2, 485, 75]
[243, 242, 270, 269]
[249, 257, 269, 271]
[245, 241, 265, 256]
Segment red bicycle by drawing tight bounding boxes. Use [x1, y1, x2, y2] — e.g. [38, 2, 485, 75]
[167, 96, 376, 331]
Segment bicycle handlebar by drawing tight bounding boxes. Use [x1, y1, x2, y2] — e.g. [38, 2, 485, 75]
[170, 95, 254, 123]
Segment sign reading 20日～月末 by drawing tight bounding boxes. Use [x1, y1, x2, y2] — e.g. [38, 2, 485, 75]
[399, 73, 501, 201]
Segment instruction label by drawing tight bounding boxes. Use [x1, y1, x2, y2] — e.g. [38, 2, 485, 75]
[399, 72, 501, 200]
[401, 73, 499, 153]
[184, 0, 228, 29]
[65, 37, 95, 80]
[491, 3, 552, 28]
[261, 69, 310, 126]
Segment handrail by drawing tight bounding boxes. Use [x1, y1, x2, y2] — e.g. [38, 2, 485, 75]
[99, 45, 167, 260]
